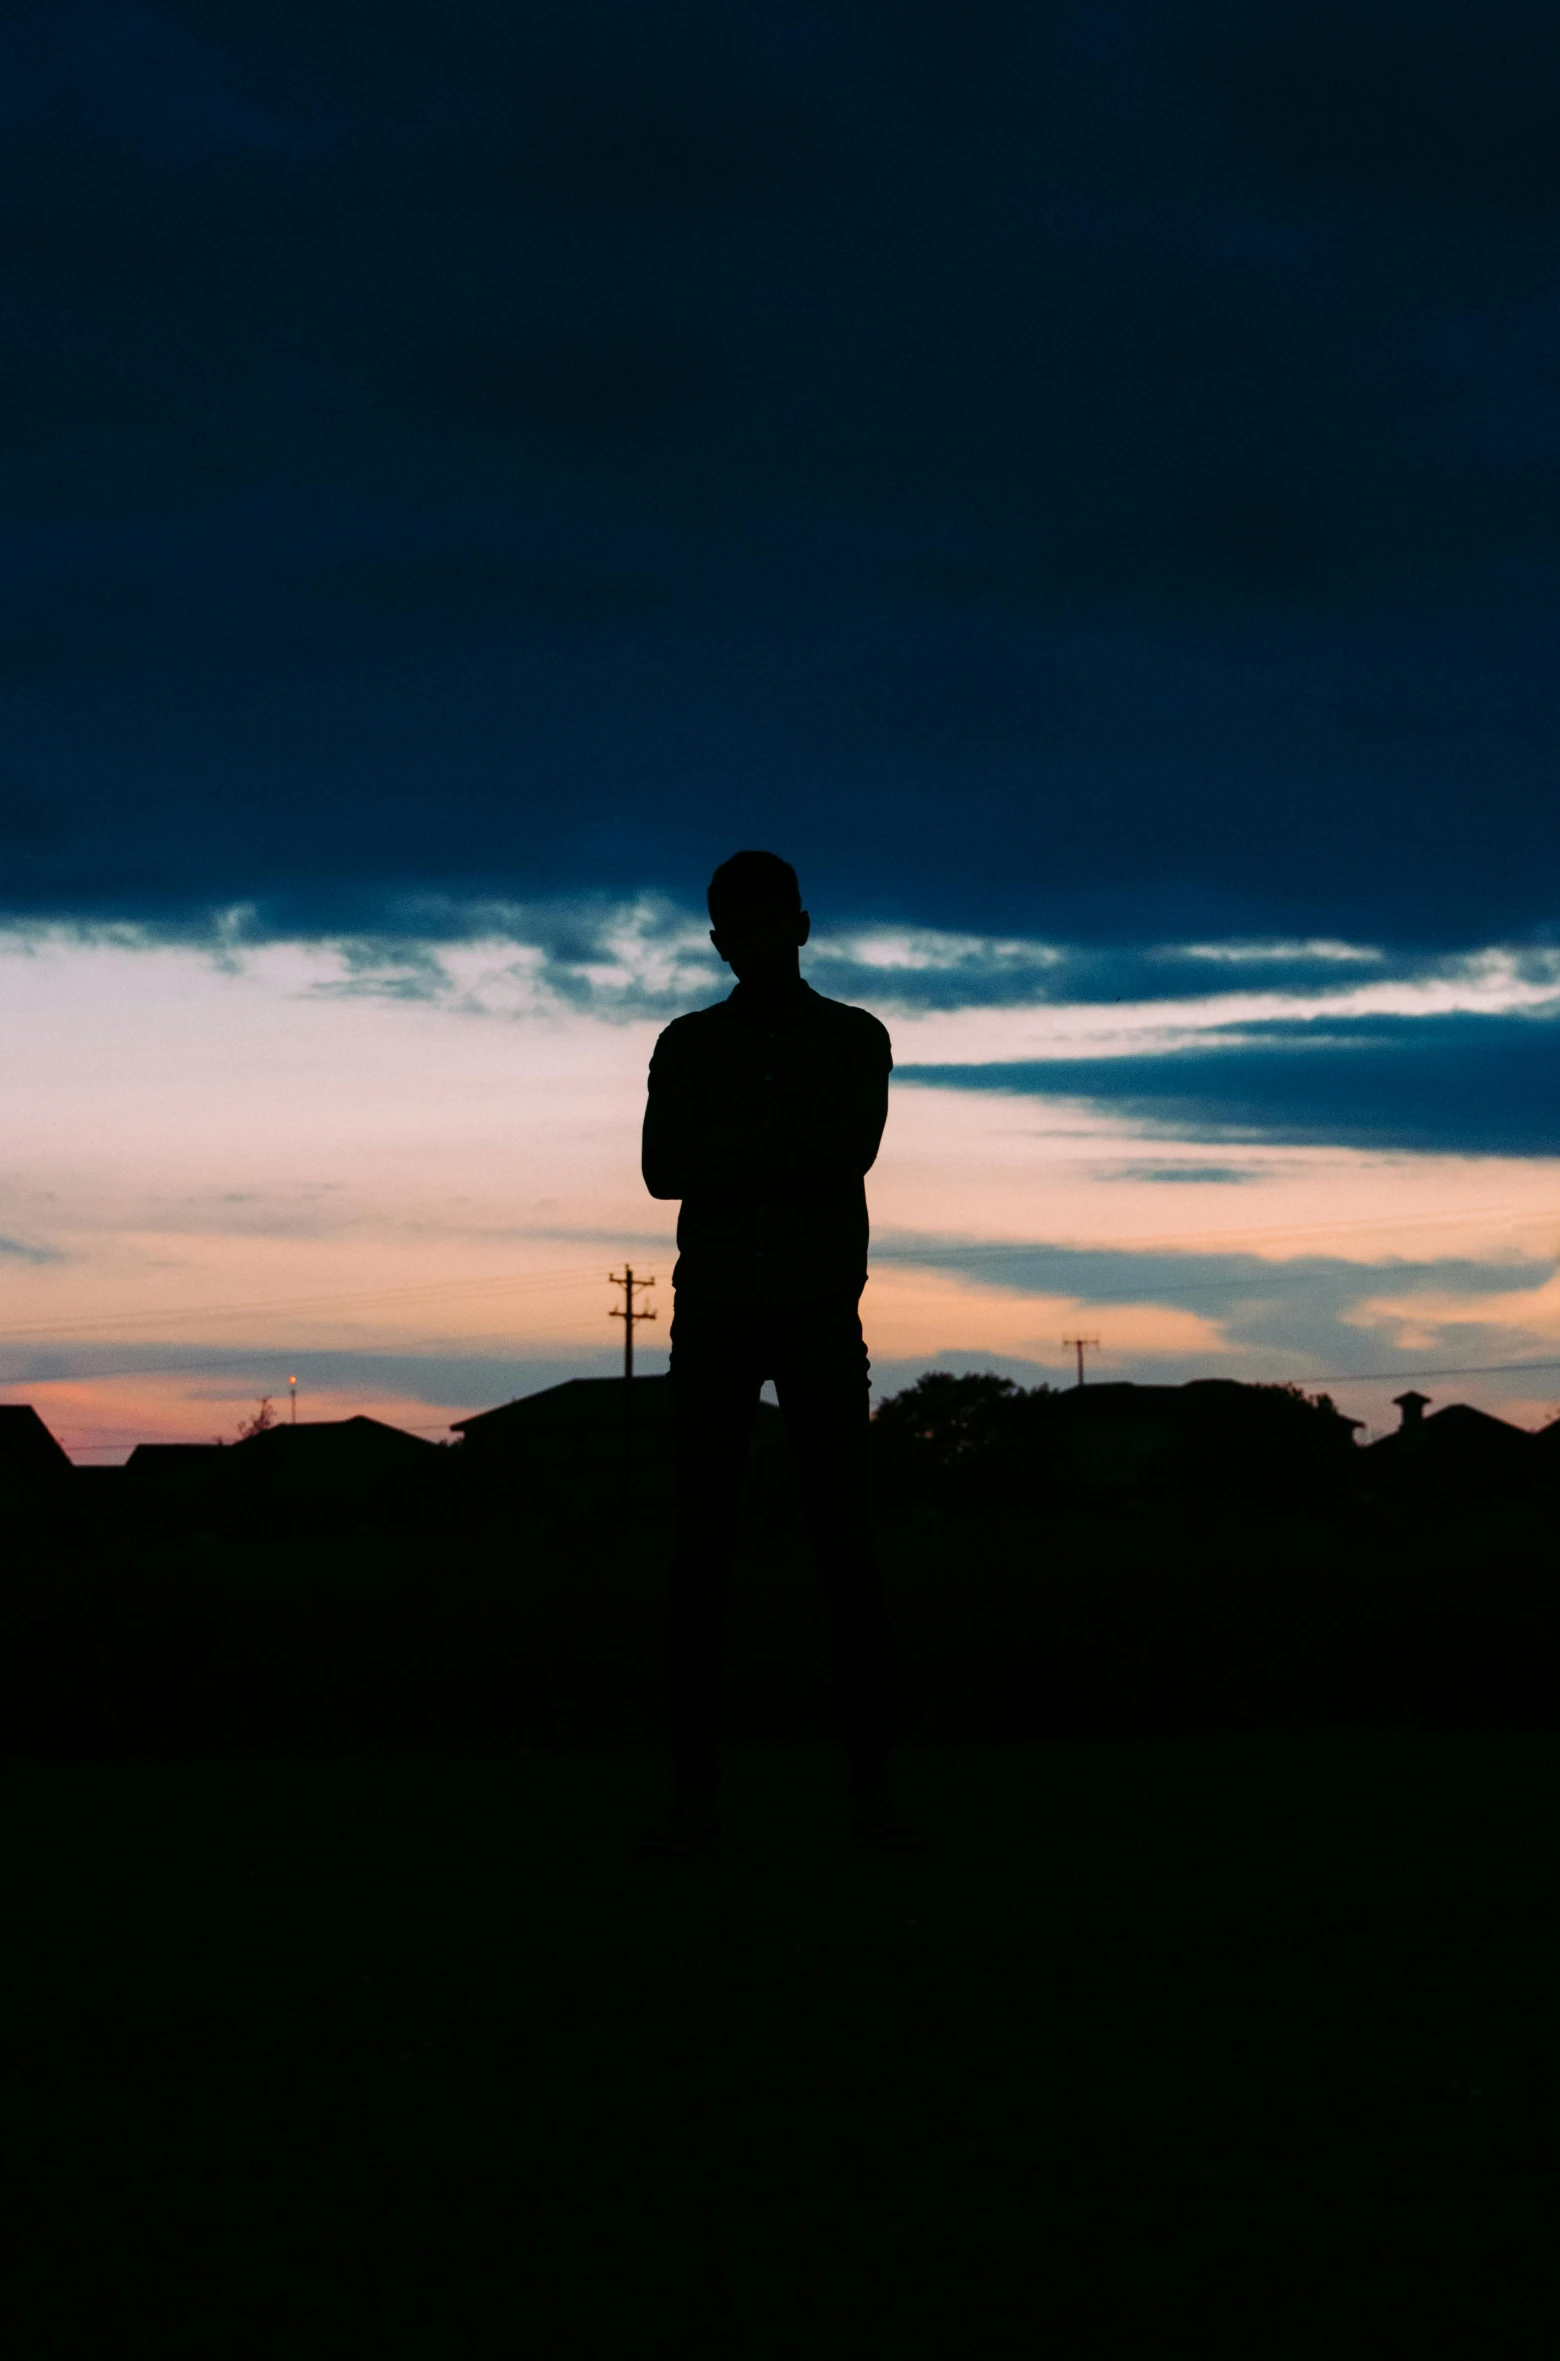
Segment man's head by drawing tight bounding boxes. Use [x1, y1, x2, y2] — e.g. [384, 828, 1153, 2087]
[707, 850, 811, 984]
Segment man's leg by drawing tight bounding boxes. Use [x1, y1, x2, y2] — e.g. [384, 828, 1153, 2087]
[664, 1301, 762, 1821]
[772, 1306, 895, 1807]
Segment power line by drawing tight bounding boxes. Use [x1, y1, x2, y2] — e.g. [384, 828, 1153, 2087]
[1293, 1355, 1560, 1388]
[0, 1262, 611, 1345]
[17, 1205, 1560, 1456]
[9, 1199, 1550, 1348]
[9, 1199, 1540, 1351]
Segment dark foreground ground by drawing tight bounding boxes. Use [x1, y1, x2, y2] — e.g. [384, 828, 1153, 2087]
[4, 1730, 1558, 2358]
[5, 1490, 1559, 1754]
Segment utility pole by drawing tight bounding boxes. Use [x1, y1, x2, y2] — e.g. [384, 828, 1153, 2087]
[609, 1268, 657, 1500]
[288, 1374, 297, 1426]
[1062, 1334, 1100, 1387]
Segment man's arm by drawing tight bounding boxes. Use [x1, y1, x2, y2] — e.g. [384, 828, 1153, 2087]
[783, 1015, 892, 1189]
[641, 1034, 762, 1200]
[777, 1065, 889, 1185]
[642, 1015, 891, 1200]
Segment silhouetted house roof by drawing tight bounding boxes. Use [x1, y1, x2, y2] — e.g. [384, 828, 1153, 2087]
[0, 1404, 75, 1528]
[126, 1442, 230, 1489]
[1037, 1379, 1361, 1494]
[125, 1417, 438, 1532]
[0, 1404, 74, 1487]
[72, 1463, 130, 1532]
[454, 1374, 790, 1448]
[233, 1415, 434, 1464]
[121, 1443, 235, 1536]
[1365, 1399, 1535, 1490]
[126, 1422, 432, 1485]
[230, 1417, 436, 1505]
[453, 1377, 675, 1455]
[452, 1376, 789, 1500]
[1040, 1383, 1184, 1490]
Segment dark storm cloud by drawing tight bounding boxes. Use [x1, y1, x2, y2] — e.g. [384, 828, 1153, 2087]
[5, 3, 1560, 948]
[898, 1010, 1560, 1157]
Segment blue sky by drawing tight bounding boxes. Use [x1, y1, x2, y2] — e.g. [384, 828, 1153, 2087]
[3, 4, 1560, 1448]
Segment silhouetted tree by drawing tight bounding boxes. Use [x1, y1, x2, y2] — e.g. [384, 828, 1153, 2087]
[1254, 1380, 1345, 1420]
[236, 1397, 276, 1440]
[872, 1371, 1055, 1507]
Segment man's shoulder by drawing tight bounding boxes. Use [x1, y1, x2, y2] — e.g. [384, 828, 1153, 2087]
[651, 1000, 732, 1059]
[803, 987, 893, 1062]
[651, 986, 892, 1065]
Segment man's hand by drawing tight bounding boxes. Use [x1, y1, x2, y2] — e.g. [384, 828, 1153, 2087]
[676, 1113, 767, 1196]
[642, 1041, 888, 1202]
[672, 1118, 880, 1204]
[643, 1095, 766, 1200]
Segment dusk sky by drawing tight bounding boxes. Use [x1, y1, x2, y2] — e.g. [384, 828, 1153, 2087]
[6, 2, 1560, 1456]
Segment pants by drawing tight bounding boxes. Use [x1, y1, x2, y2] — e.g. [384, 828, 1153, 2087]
[665, 1294, 894, 1808]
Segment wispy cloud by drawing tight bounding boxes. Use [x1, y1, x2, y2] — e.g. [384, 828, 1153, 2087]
[10, 904, 1559, 1033]
[7, 910, 1560, 1175]
[0, 1234, 61, 1263]
[889, 948, 1560, 1060]
[8, 916, 1560, 1448]
[300, 897, 724, 1024]
[1171, 939, 1384, 966]
[867, 1233, 1560, 1394]
[1108, 1164, 1257, 1185]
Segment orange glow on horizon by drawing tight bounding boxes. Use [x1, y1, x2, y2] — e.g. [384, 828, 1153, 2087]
[3, 930, 1558, 1455]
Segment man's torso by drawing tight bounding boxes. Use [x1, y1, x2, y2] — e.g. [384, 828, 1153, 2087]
[648, 983, 891, 1307]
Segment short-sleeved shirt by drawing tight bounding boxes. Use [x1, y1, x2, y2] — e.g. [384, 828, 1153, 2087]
[643, 979, 893, 1308]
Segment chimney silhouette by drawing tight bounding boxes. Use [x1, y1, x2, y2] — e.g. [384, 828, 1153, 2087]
[1393, 1389, 1431, 1428]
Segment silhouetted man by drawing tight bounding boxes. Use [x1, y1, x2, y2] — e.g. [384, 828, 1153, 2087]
[638, 850, 922, 1855]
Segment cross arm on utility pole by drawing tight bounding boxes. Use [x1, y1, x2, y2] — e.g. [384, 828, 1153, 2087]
[1062, 1334, 1100, 1386]
[609, 1267, 658, 1502]
[609, 1267, 657, 1376]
